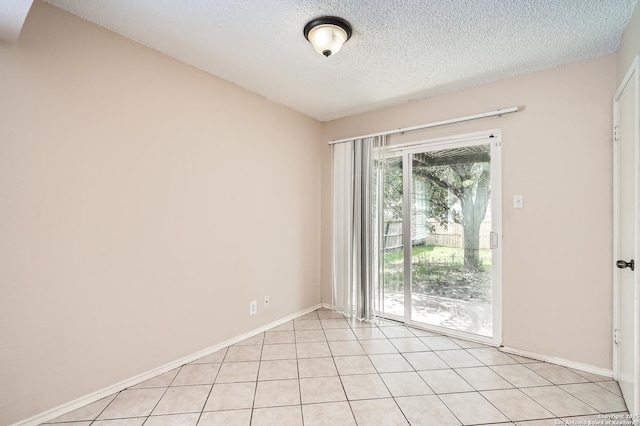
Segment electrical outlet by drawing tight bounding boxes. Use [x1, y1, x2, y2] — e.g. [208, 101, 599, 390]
[249, 300, 257, 316]
[264, 296, 270, 308]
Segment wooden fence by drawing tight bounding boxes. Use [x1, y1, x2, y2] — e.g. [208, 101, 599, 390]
[383, 219, 491, 250]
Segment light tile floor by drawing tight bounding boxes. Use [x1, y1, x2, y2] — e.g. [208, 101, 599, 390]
[43, 309, 631, 426]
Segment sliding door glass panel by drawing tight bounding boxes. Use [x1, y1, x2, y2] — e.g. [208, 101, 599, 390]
[410, 144, 493, 337]
[382, 155, 405, 318]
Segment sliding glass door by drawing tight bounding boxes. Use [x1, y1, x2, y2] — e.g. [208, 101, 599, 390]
[381, 132, 501, 344]
[381, 155, 405, 318]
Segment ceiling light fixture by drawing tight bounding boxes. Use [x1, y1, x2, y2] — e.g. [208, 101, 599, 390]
[303, 16, 352, 57]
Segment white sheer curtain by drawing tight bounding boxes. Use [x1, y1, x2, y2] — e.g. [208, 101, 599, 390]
[332, 136, 386, 321]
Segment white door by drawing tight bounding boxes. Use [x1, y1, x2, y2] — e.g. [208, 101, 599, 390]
[613, 55, 640, 419]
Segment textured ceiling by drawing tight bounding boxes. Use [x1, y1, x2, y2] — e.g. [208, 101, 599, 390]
[44, 0, 637, 121]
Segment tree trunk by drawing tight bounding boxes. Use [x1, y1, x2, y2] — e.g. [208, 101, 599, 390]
[463, 218, 482, 268]
[459, 163, 490, 269]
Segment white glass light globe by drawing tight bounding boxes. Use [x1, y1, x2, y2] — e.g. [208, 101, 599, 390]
[307, 24, 349, 57]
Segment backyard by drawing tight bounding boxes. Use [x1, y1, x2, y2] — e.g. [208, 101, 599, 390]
[383, 244, 492, 303]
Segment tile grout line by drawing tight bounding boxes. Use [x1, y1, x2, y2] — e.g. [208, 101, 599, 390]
[328, 312, 359, 425]
[87, 392, 120, 426]
[331, 311, 369, 425]
[145, 362, 187, 423]
[46, 308, 629, 426]
[436, 334, 540, 423]
[249, 332, 266, 424]
[519, 360, 626, 405]
[349, 317, 412, 424]
[193, 347, 226, 426]
[295, 312, 314, 425]
[457, 348, 567, 424]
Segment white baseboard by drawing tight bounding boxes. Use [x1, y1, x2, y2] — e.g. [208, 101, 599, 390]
[321, 302, 333, 309]
[500, 346, 614, 378]
[11, 304, 323, 426]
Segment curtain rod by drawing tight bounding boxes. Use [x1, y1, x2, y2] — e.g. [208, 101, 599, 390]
[328, 106, 521, 145]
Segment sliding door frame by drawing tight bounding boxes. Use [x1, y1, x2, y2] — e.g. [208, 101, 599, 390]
[383, 129, 503, 347]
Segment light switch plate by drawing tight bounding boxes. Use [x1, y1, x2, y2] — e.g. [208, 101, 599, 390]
[513, 194, 524, 209]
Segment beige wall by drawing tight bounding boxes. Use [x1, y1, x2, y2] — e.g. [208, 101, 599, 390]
[617, 1, 640, 84]
[321, 55, 616, 369]
[0, 2, 322, 424]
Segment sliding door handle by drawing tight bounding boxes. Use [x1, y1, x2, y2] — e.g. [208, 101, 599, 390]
[490, 232, 499, 249]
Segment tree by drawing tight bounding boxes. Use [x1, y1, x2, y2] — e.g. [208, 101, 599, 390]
[412, 149, 490, 270]
[382, 157, 403, 221]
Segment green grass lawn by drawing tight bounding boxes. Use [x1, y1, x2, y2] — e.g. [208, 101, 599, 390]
[384, 245, 492, 303]
[384, 244, 491, 265]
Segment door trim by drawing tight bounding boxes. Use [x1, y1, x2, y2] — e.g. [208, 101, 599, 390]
[612, 54, 640, 418]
